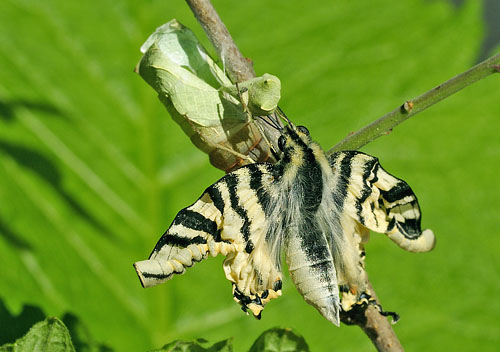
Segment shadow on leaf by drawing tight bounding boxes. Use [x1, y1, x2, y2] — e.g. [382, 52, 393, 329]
[0, 299, 45, 345]
[0, 98, 64, 122]
[0, 298, 112, 351]
[0, 140, 115, 239]
[62, 313, 113, 352]
[0, 214, 31, 250]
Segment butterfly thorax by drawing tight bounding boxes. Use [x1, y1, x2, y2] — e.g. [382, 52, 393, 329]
[273, 126, 326, 213]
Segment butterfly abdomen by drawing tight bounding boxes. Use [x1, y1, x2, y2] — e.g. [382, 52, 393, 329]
[285, 220, 342, 325]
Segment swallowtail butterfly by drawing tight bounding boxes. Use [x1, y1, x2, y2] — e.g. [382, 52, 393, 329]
[134, 117, 435, 325]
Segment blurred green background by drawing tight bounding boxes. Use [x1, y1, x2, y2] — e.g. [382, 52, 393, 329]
[1, 0, 499, 351]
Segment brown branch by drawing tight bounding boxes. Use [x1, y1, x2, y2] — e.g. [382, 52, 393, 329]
[185, 0, 255, 83]
[185, 0, 402, 351]
[360, 282, 403, 351]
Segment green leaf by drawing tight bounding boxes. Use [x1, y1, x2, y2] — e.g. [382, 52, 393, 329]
[151, 338, 233, 352]
[249, 328, 309, 352]
[139, 43, 244, 127]
[138, 20, 281, 126]
[0, 317, 75, 352]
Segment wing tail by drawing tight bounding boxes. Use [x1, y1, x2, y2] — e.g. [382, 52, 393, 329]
[386, 228, 435, 253]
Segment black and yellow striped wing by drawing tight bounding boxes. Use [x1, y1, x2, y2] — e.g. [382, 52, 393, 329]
[134, 163, 283, 318]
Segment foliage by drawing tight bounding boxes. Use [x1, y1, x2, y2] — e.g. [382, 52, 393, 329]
[0, 317, 74, 352]
[0, 0, 499, 351]
[248, 328, 308, 352]
[151, 338, 233, 352]
[0, 321, 307, 352]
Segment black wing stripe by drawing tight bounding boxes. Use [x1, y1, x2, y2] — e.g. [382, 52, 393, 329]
[380, 182, 414, 203]
[153, 233, 207, 251]
[141, 271, 174, 280]
[248, 164, 271, 214]
[225, 173, 253, 253]
[173, 208, 218, 235]
[396, 219, 420, 237]
[333, 152, 355, 211]
[370, 162, 379, 183]
[355, 157, 377, 225]
[206, 185, 225, 215]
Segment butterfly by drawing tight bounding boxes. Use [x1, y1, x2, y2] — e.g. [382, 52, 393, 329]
[133, 117, 435, 325]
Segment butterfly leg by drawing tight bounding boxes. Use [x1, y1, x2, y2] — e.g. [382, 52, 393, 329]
[232, 280, 282, 320]
[340, 288, 400, 325]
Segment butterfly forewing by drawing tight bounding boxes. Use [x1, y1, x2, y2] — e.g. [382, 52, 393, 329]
[134, 163, 284, 317]
[329, 151, 435, 253]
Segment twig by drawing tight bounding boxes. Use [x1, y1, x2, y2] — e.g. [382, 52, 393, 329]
[330, 52, 500, 153]
[360, 282, 404, 351]
[185, 0, 255, 82]
[185, 1, 404, 351]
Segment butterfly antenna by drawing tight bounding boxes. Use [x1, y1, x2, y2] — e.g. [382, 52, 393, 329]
[258, 105, 292, 131]
[258, 114, 282, 131]
[276, 106, 292, 126]
[256, 112, 284, 160]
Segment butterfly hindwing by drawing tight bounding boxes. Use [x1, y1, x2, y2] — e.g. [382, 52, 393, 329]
[219, 164, 283, 317]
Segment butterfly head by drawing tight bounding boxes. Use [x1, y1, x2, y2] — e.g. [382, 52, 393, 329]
[257, 108, 315, 161]
[277, 124, 312, 157]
